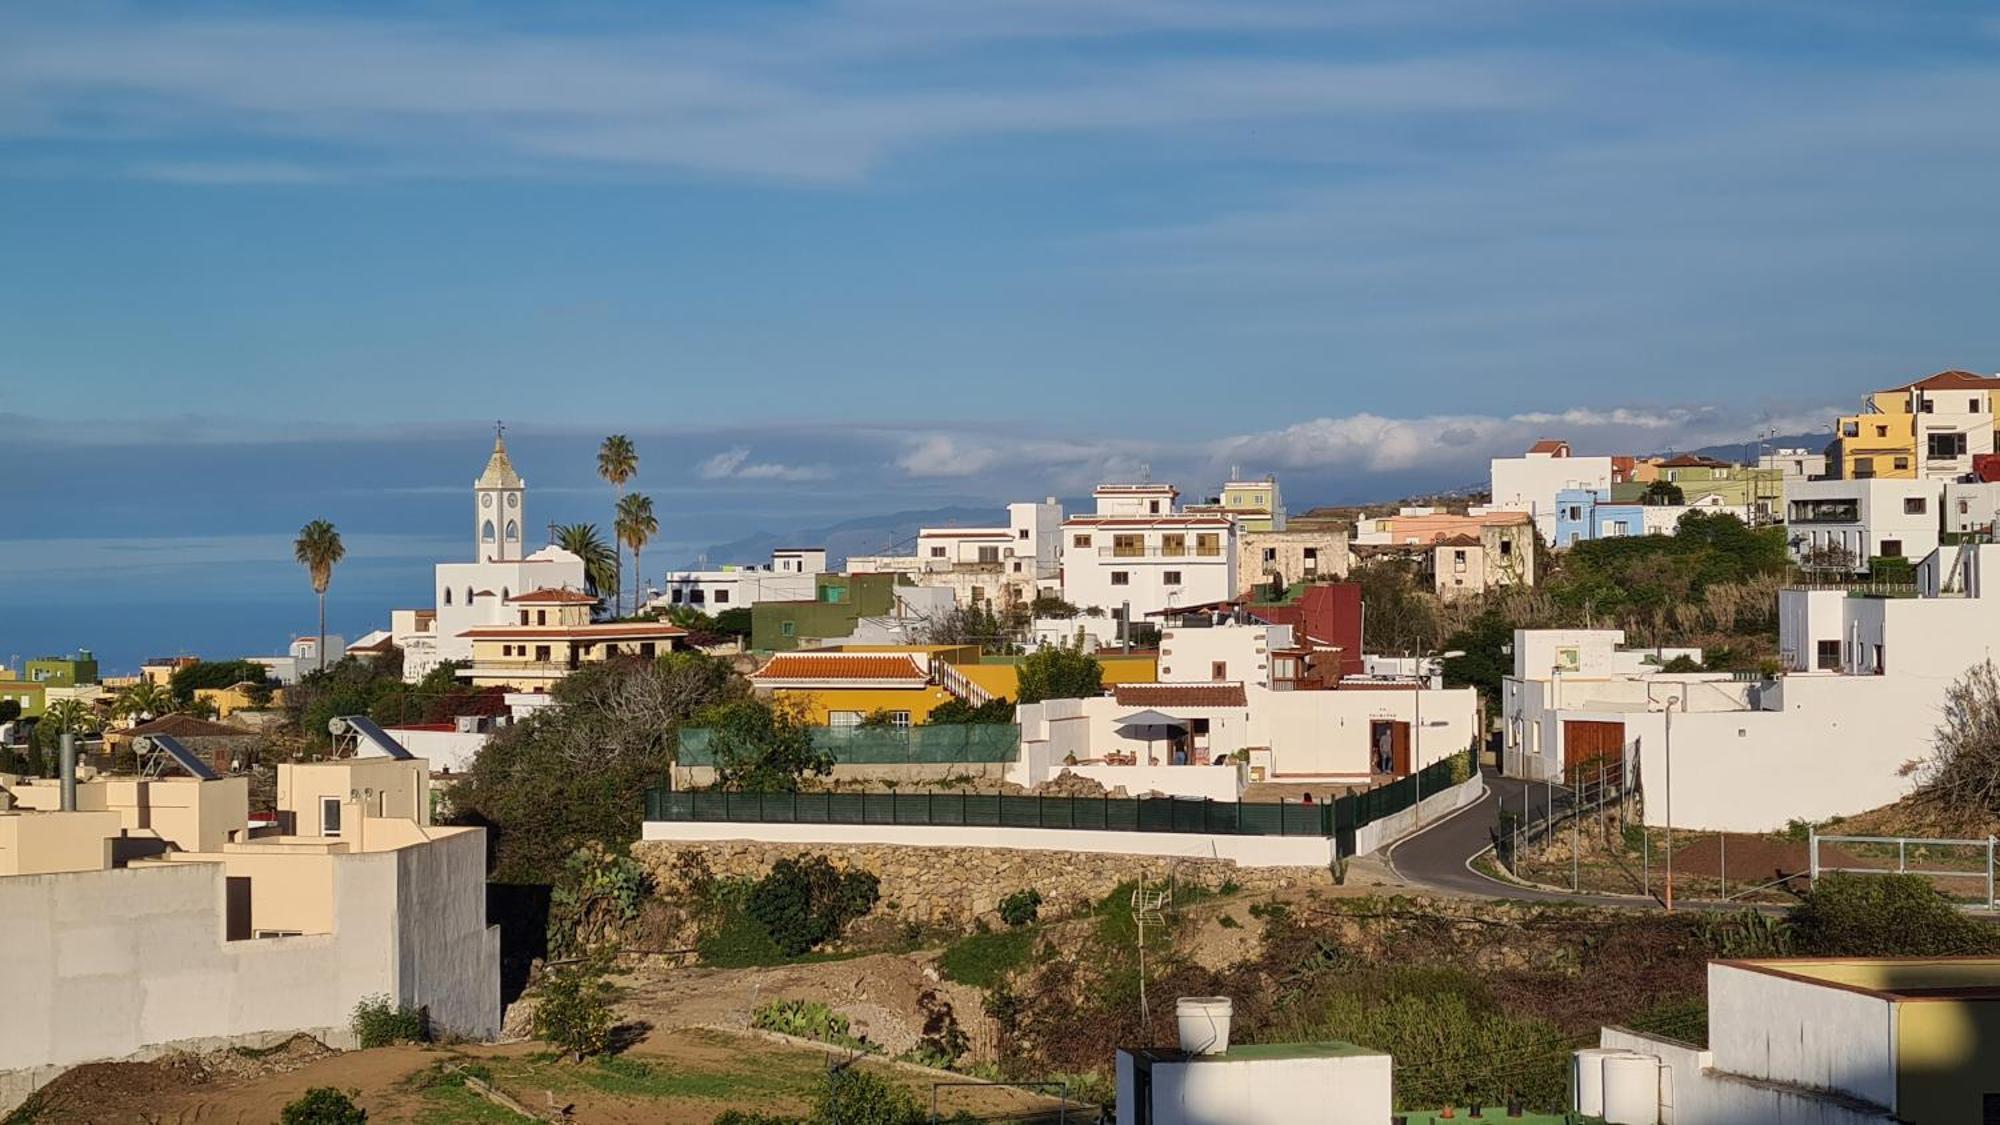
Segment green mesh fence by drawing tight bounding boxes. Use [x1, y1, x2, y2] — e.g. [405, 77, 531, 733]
[677, 724, 1020, 766]
[648, 748, 1477, 853]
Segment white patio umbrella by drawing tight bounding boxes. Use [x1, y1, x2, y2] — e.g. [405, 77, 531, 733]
[1115, 710, 1189, 766]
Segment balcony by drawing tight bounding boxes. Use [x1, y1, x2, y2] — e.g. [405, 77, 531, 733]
[1098, 546, 1224, 559]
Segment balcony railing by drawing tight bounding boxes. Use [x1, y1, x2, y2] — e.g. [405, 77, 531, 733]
[1097, 546, 1224, 558]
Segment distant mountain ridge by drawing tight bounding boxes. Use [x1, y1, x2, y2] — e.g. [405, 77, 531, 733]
[1679, 431, 1828, 464]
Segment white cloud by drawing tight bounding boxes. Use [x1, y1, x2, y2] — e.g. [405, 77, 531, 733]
[696, 446, 831, 481]
[895, 435, 1000, 478]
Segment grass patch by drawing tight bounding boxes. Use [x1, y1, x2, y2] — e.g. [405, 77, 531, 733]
[939, 928, 1037, 988]
[414, 1081, 526, 1125]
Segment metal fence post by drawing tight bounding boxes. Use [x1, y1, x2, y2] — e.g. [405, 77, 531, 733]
[1899, 838, 1908, 874]
[1719, 832, 1727, 900]
[1809, 831, 1819, 882]
[1989, 837, 1995, 912]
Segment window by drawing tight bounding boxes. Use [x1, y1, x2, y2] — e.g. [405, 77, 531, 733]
[822, 586, 846, 604]
[1211, 661, 1228, 681]
[1905, 497, 1928, 515]
[466, 587, 474, 604]
[1073, 534, 1093, 548]
[1880, 540, 1903, 558]
[1111, 571, 1131, 586]
[1499, 539, 1513, 557]
[1791, 498, 1860, 524]
[1816, 639, 1841, 671]
[689, 589, 706, 604]
[1894, 457, 1910, 471]
[1961, 499, 1972, 515]
[1113, 534, 1145, 558]
[781, 620, 796, 636]
[254, 930, 305, 940]
[1875, 424, 1889, 438]
[1018, 528, 1030, 539]
[977, 545, 1000, 563]
[890, 711, 912, 728]
[930, 546, 947, 558]
[482, 519, 496, 542]
[970, 586, 985, 603]
[536, 610, 547, 625]
[505, 519, 518, 541]
[1148, 500, 1161, 514]
[1928, 432, 1968, 460]
[1922, 397, 1936, 413]
[1162, 534, 1187, 557]
[670, 589, 684, 603]
[1566, 506, 1582, 520]
[443, 588, 453, 605]
[829, 711, 862, 730]
[1163, 570, 1183, 585]
[1842, 422, 1859, 437]
[1453, 550, 1468, 571]
[1854, 457, 1875, 478]
[713, 589, 730, 604]
[1261, 547, 1276, 563]
[1303, 547, 1318, 560]
[1196, 533, 1221, 557]
[321, 797, 342, 838]
[639, 642, 656, 658]
[534, 644, 552, 662]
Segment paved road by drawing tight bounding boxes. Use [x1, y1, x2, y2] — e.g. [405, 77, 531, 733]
[1383, 770, 1666, 908]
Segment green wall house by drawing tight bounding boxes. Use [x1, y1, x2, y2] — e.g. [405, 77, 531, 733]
[751, 573, 906, 651]
[24, 650, 98, 688]
[0, 679, 47, 720]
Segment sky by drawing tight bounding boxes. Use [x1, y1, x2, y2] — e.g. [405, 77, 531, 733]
[5, 1, 2000, 671]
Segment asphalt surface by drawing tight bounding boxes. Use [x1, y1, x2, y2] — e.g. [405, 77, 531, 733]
[1384, 770, 1669, 908]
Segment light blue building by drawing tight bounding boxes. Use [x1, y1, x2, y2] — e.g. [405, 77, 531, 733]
[1554, 487, 1611, 547]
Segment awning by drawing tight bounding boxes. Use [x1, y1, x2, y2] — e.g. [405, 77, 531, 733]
[1115, 709, 1190, 728]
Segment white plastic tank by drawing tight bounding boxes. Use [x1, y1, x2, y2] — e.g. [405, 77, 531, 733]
[1174, 996, 1233, 1055]
[1571, 1048, 1626, 1117]
[1602, 1052, 1661, 1125]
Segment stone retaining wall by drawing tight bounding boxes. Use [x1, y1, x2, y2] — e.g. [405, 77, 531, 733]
[633, 838, 1328, 926]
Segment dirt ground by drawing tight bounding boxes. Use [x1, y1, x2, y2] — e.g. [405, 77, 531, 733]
[13, 1027, 1074, 1125]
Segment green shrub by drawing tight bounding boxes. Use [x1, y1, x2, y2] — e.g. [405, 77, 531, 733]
[746, 856, 881, 956]
[939, 928, 1036, 988]
[752, 999, 868, 1049]
[908, 989, 969, 1070]
[1789, 873, 2000, 957]
[280, 1087, 367, 1125]
[814, 1067, 926, 1125]
[533, 957, 616, 1061]
[698, 905, 791, 967]
[997, 889, 1042, 928]
[350, 995, 429, 1049]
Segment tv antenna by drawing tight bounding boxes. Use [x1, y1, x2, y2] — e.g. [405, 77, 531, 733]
[1130, 876, 1171, 1030]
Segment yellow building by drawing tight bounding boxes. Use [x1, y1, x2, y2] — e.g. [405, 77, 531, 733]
[1829, 370, 2000, 480]
[195, 681, 284, 718]
[748, 651, 959, 725]
[458, 587, 687, 690]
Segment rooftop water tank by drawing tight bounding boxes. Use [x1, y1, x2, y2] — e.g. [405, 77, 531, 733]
[1175, 997, 1233, 1055]
[1602, 1052, 1661, 1125]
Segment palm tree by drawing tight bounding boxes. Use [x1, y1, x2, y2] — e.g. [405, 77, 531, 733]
[555, 522, 619, 604]
[114, 680, 176, 724]
[614, 492, 659, 618]
[293, 519, 346, 675]
[43, 698, 99, 737]
[597, 435, 638, 613]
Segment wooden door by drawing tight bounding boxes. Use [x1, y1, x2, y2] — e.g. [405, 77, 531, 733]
[1562, 720, 1624, 776]
[1373, 720, 1412, 776]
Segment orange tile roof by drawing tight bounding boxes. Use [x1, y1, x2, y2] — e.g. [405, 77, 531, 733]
[1900, 369, 2000, 391]
[1063, 516, 1233, 528]
[508, 587, 597, 604]
[1528, 439, 1570, 455]
[1112, 682, 1248, 708]
[749, 652, 931, 684]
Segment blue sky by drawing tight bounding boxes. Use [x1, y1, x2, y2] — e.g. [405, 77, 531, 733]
[5, 1, 2000, 669]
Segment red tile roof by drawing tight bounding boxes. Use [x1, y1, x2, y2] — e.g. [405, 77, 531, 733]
[1112, 682, 1248, 708]
[124, 713, 250, 739]
[1063, 516, 1233, 528]
[508, 587, 597, 604]
[1901, 369, 2000, 391]
[749, 652, 931, 685]
[1527, 439, 1570, 455]
[1657, 453, 1730, 468]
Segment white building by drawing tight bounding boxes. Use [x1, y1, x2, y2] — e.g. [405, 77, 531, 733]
[1757, 446, 1827, 481]
[654, 548, 826, 614]
[1581, 957, 2000, 1124]
[1061, 484, 1236, 624]
[847, 500, 1064, 610]
[1506, 544, 2000, 831]
[1116, 1036, 1391, 1125]
[1784, 477, 1941, 571]
[399, 434, 588, 682]
[1489, 439, 1616, 543]
[1943, 479, 2000, 536]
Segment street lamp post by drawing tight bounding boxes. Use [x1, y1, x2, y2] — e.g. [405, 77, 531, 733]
[1647, 686, 1684, 912]
[1412, 648, 1466, 826]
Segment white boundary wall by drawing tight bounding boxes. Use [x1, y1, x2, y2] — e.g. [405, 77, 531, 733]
[1597, 1028, 1895, 1125]
[644, 819, 1336, 867]
[1354, 769, 1486, 857]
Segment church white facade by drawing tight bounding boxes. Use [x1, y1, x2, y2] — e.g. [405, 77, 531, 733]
[396, 432, 587, 683]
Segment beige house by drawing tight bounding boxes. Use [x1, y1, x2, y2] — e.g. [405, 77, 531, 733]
[458, 587, 686, 689]
[0, 754, 499, 1112]
[1236, 525, 1351, 594]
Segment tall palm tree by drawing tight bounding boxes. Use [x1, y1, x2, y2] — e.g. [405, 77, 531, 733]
[293, 519, 346, 675]
[555, 522, 619, 604]
[43, 698, 99, 737]
[597, 435, 638, 613]
[614, 493, 658, 619]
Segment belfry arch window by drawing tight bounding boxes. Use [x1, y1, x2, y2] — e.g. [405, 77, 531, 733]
[506, 520, 518, 541]
[482, 519, 496, 542]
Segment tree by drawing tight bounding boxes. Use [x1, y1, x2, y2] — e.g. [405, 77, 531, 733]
[703, 697, 831, 792]
[1028, 593, 1079, 619]
[1799, 540, 1857, 573]
[1642, 479, 1685, 505]
[456, 653, 744, 881]
[280, 1087, 367, 1125]
[293, 519, 346, 677]
[113, 680, 177, 723]
[1906, 660, 2000, 819]
[917, 603, 1014, 653]
[533, 953, 617, 1062]
[1790, 873, 2000, 957]
[169, 659, 275, 705]
[927, 697, 1015, 724]
[814, 1067, 927, 1125]
[555, 522, 619, 603]
[615, 492, 658, 618]
[0, 699, 19, 725]
[713, 607, 754, 638]
[1016, 644, 1102, 704]
[597, 435, 639, 613]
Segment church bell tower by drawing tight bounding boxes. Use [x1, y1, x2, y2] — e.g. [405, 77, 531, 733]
[475, 422, 526, 561]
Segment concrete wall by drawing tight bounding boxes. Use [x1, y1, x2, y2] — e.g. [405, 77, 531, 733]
[1124, 1052, 1393, 1125]
[642, 819, 1337, 869]
[1597, 1028, 1895, 1125]
[0, 828, 499, 1112]
[0, 812, 120, 875]
[1354, 769, 1484, 857]
[384, 727, 488, 773]
[1708, 962, 1896, 1111]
